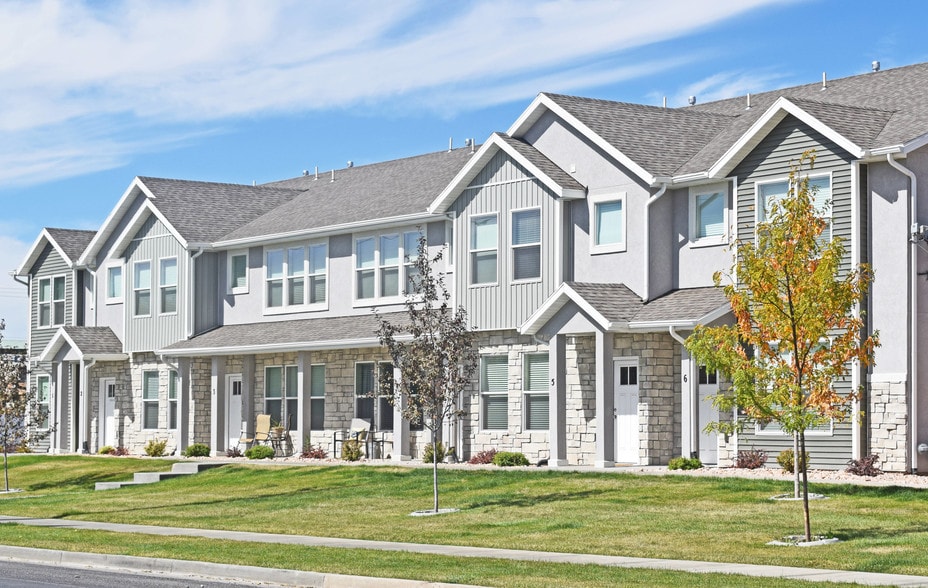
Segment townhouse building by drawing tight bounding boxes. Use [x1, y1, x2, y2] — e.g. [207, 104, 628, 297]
[15, 62, 928, 472]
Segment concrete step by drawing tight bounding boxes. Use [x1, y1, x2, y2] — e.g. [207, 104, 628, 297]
[133, 472, 187, 484]
[171, 462, 225, 475]
[95, 461, 226, 491]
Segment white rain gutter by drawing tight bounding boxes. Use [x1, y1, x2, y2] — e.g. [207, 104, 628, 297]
[886, 153, 919, 474]
[186, 248, 205, 339]
[643, 183, 669, 301]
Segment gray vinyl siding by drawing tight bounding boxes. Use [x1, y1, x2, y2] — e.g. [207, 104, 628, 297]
[195, 251, 220, 335]
[29, 244, 72, 359]
[123, 215, 186, 352]
[732, 114, 856, 469]
[452, 150, 560, 331]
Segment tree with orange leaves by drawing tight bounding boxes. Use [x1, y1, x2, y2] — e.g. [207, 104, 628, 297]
[685, 151, 878, 542]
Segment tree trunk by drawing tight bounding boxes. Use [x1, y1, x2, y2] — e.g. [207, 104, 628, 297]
[431, 427, 439, 512]
[793, 433, 800, 499]
[3, 448, 8, 492]
[799, 430, 811, 542]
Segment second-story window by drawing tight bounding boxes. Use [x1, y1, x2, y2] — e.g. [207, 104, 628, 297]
[265, 245, 327, 310]
[354, 233, 419, 302]
[106, 266, 123, 303]
[380, 234, 400, 297]
[356, 237, 376, 299]
[470, 214, 498, 285]
[37, 276, 65, 327]
[512, 208, 541, 281]
[757, 175, 831, 242]
[266, 250, 284, 307]
[404, 231, 421, 293]
[287, 247, 304, 305]
[229, 252, 248, 294]
[591, 193, 626, 253]
[159, 258, 177, 314]
[133, 261, 151, 317]
[308, 244, 326, 304]
[690, 184, 727, 245]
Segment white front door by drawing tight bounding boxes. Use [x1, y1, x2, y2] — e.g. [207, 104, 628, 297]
[100, 378, 116, 448]
[614, 358, 639, 464]
[697, 366, 719, 464]
[226, 374, 243, 449]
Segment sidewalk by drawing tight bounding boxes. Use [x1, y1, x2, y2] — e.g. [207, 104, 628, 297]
[1, 515, 926, 587]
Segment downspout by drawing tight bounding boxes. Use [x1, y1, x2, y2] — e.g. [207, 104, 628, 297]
[186, 248, 205, 339]
[643, 183, 669, 301]
[669, 326, 697, 456]
[886, 153, 919, 474]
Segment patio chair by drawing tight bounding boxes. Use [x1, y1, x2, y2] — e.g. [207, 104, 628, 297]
[236, 420, 252, 450]
[254, 413, 272, 445]
[350, 418, 371, 455]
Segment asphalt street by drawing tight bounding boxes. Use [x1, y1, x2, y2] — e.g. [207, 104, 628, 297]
[0, 560, 261, 588]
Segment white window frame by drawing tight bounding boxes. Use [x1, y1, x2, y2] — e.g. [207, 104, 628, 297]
[158, 257, 178, 316]
[689, 183, 729, 247]
[36, 275, 66, 328]
[132, 261, 152, 318]
[590, 192, 627, 254]
[510, 207, 542, 283]
[227, 251, 249, 295]
[755, 173, 832, 241]
[353, 231, 420, 306]
[445, 221, 455, 272]
[168, 370, 179, 430]
[469, 213, 499, 287]
[480, 355, 508, 431]
[105, 264, 124, 304]
[36, 374, 50, 430]
[309, 364, 325, 431]
[142, 370, 159, 430]
[403, 230, 424, 295]
[264, 365, 297, 428]
[522, 353, 549, 431]
[263, 242, 327, 314]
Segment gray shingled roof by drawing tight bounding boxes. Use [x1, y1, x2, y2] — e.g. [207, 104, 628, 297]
[162, 312, 406, 353]
[494, 133, 585, 192]
[138, 177, 303, 243]
[46, 228, 96, 263]
[544, 94, 737, 177]
[631, 287, 729, 324]
[62, 326, 123, 355]
[567, 283, 644, 322]
[219, 148, 477, 243]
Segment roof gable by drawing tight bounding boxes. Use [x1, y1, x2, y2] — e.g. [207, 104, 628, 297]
[16, 227, 95, 276]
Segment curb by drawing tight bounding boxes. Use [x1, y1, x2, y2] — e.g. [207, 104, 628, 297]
[0, 545, 484, 588]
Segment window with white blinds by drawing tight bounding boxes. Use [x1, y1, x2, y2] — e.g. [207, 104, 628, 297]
[481, 355, 508, 430]
[523, 353, 549, 430]
[142, 370, 159, 429]
[757, 175, 831, 242]
[692, 188, 725, 241]
[470, 214, 498, 285]
[265, 243, 327, 310]
[512, 209, 541, 281]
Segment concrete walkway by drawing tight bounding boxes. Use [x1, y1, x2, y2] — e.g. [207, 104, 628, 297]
[0, 516, 926, 587]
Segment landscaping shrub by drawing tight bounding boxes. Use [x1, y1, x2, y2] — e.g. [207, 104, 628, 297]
[144, 438, 167, 457]
[341, 439, 362, 462]
[183, 443, 211, 458]
[226, 446, 243, 458]
[422, 441, 447, 464]
[847, 453, 882, 476]
[668, 456, 702, 470]
[112, 446, 129, 456]
[245, 445, 275, 460]
[98, 445, 115, 455]
[493, 451, 529, 467]
[468, 448, 497, 465]
[301, 444, 328, 459]
[777, 449, 809, 473]
[735, 448, 768, 469]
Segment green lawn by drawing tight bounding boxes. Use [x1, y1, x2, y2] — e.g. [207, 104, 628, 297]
[0, 455, 923, 585]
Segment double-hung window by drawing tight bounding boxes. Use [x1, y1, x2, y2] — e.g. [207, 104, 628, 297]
[754, 340, 833, 436]
[159, 258, 177, 314]
[106, 266, 123, 303]
[355, 362, 393, 430]
[591, 193, 626, 253]
[229, 252, 248, 294]
[690, 184, 727, 245]
[37, 276, 65, 327]
[168, 370, 179, 429]
[470, 214, 498, 285]
[404, 231, 422, 293]
[481, 355, 508, 430]
[266, 244, 326, 310]
[133, 262, 151, 317]
[287, 247, 305, 305]
[512, 209, 541, 281]
[523, 354, 549, 430]
[310, 365, 325, 430]
[36, 375, 50, 429]
[757, 175, 831, 242]
[266, 250, 284, 307]
[308, 244, 327, 303]
[379, 235, 400, 297]
[355, 233, 420, 301]
[265, 366, 299, 428]
[356, 238, 376, 299]
[142, 371, 159, 429]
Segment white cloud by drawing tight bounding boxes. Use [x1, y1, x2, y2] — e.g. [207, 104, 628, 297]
[670, 69, 794, 107]
[0, 232, 31, 342]
[0, 0, 793, 187]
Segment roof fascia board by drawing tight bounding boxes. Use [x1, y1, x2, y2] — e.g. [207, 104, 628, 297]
[110, 199, 189, 258]
[626, 302, 732, 331]
[519, 283, 613, 335]
[903, 133, 928, 155]
[38, 328, 74, 362]
[158, 334, 411, 357]
[77, 178, 146, 267]
[15, 229, 74, 276]
[509, 94, 656, 186]
[708, 97, 865, 179]
[214, 212, 442, 249]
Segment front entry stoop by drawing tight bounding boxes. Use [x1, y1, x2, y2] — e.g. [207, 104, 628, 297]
[95, 462, 224, 491]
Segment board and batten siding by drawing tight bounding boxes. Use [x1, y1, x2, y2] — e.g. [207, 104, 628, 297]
[29, 244, 72, 359]
[452, 150, 560, 331]
[195, 251, 220, 335]
[731, 114, 856, 469]
[123, 215, 186, 352]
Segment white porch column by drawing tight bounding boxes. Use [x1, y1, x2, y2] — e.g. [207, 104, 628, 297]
[209, 357, 225, 455]
[392, 365, 411, 461]
[54, 362, 67, 453]
[594, 330, 615, 468]
[680, 346, 696, 459]
[79, 359, 92, 453]
[548, 334, 568, 467]
[178, 358, 191, 452]
[242, 355, 255, 437]
[297, 351, 311, 455]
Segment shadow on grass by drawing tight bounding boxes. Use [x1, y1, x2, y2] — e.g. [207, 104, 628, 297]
[829, 525, 928, 541]
[465, 489, 600, 509]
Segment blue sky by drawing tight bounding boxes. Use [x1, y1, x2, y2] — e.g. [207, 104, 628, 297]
[1, 0, 927, 340]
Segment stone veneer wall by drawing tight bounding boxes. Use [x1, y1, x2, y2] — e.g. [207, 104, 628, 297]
[86, 360, 131, 453]
[191, 358, 212, 446]
[564, 335, 596, 465]
[460, 331, 551, 464]
[869, 379, 909, 472]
